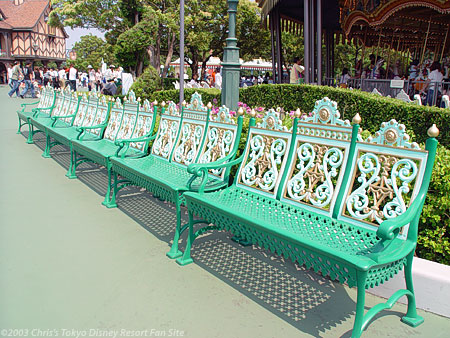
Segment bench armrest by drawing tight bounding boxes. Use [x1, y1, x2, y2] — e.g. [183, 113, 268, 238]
[32, 106, 52, 117]
[114, 135, 156, 157]
[187, 153, 244, 193]
[376, 190, 426, 241]
[21, 101, 40, 108]
[50, 114, 75, 127]
[76, 123, 108, 140]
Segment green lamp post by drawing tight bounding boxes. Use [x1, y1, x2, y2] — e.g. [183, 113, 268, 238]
[221, 0, 240, 111]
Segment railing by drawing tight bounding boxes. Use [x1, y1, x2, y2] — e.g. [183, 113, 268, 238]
[324, 77, 450, 107]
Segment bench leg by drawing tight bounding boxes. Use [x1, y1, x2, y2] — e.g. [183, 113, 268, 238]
[176, 211, 195, 266]
[42, 134, 51, 158]
[166, 201, 183, 259]
[17, 117, 24, 134]
[351, 272, 367, 338]
[102, 167, 117, 208]
[66, 146, 77, 179]
[26, 122, 34, 144]
[401, 252, 424, 327]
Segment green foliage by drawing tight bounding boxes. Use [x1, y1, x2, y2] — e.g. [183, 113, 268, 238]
[417, 145, 450, 265]
[150, 88, 221, 106]
[130, 66, 162, 98]
[239, 84, 450, 147]
[71, 34, 115, 71]
[47, 62, 57, 69]
[162, 78, 177, 90]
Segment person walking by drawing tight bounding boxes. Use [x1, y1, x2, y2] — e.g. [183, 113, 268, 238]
[68, 64, 77, 91]
[58, 67, 67, 89]
[290, 57, 305, 84]
[88, 66, 96, 91]
[95, 69, 102, 92]
[7, 64, 13, 88]
[34, 66, 42, 85]
[8, 61, 23, 98]
[20, 62, 36, 98]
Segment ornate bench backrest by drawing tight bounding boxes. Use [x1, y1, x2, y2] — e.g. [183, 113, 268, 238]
[235, 109, 292, 198]
[197, 105, 242, 179]
[129, 99, 157, 152]
[103, 97, 125, 141]
[37, 84, 55, 109]
[151, 101, 182, 161]
[72, 93, 92, 127]
[116, 91, 140, 141]
[170, 92, 210, 167]
[50, 88, 66, 118]
[60, 91, 81, 125]
[338, 119, 429, 239]
[83, 95, 110, 136]
[278, 97, 358, 217]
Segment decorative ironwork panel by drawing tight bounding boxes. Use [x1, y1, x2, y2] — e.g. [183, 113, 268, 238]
[238, 132, 289, 195]
[152, 117, 180, 159]
[130, 102, 154, 152]
[302, 97, 350, 127]
[344, 150, 419, 225]
[284, 142, 346, 210]
[90, 102, 109, 136]
[366, 119, 419, 149]
[72, 94, 90, 127]
[257, 109, 287, 131]
[116, 112, 136, 140]
[104, 107, 123, 141]
[172, 122, 205, 166]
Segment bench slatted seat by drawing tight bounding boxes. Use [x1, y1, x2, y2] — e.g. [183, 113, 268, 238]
[179, 97, 438, 338]
[17, 84, 56, 144]
[70, 92, 158, 205]
[109, 92, 243, 258]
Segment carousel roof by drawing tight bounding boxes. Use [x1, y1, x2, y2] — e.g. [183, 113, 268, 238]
[257, 0, 450, 54]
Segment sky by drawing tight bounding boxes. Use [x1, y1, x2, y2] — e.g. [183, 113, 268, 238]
[65, 27, 105, 49]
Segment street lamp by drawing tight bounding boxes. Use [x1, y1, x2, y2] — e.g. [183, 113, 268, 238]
[221, 0, 240, 111]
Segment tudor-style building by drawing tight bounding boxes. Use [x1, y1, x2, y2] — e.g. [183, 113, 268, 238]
[0, 0, 67, 79]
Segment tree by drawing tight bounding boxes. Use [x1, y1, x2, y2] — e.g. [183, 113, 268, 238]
[71, 35, 116, 72]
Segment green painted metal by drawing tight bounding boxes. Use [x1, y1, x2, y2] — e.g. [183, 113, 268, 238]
[17, 84, 56, 143]
[108, 93, 244, 260]
[221, 0, 240, 111]
[178, 97, 439, 337]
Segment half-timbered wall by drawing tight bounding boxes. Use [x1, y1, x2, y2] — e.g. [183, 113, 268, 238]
[9, 6, 66, 60]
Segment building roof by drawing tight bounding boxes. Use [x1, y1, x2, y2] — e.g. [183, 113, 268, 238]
[0, 0, 49, 30]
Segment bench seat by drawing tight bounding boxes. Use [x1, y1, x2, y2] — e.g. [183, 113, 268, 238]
[184, 186, 413, 282]
[111, 155, 224, 203]
[175, 98, 439, 338]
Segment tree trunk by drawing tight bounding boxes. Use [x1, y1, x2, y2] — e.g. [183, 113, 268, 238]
[147, 46, 157, 70]
[200, 54, 212, 82]
[162, 31, 176, 79]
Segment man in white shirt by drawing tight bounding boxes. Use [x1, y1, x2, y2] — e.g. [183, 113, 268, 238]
[214, 67, 222, 89]
[290, 57, 305, 84]
[68, 64, 77, 91]
[426, 61, 444, 106]
[103, 65, 114, 82]
[58, 68, 67, 89]
[7, 64, 13, 88]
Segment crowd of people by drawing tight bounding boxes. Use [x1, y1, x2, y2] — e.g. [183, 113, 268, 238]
[6, 62, 123, 98]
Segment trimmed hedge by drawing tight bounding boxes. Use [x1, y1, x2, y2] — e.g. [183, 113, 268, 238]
[137, 84, 450, 265]
[144, 84, 450, 147]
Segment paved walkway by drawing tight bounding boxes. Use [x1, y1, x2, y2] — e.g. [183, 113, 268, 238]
[1, 85, 449, 338]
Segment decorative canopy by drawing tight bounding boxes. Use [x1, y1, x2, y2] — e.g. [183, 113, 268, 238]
[340, 0, 450, 52]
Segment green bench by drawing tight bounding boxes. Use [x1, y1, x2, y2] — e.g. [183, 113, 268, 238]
[179, 97, 439, 337]
[17, 84, 56, 144]
[109, 92, 244, 258]
[70, 92, 158, 205]
[42, 93, 110, 177]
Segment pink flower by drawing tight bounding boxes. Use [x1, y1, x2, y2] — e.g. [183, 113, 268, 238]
[230, 111, 236, 116]
[257, 107, 264, 112]
[257, 114, 263, 118]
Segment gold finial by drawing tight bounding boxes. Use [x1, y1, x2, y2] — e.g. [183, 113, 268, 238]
[294, 108, 301, 118]
[153, 100, 158, 106]
[207, 102, 213, 109]
[237, 107, 245, 116]
[352, 113, 362, 125]
[182, 100, 187, 107]
[161, 101, 166, 107]
[427, 124, 439, 138]
[250, 109, 257, 118]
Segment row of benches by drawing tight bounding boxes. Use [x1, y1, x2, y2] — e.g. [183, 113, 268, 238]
[17, 84, 439, 338]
